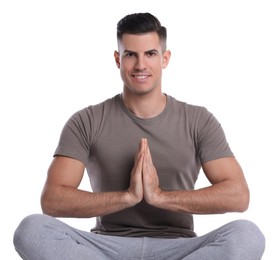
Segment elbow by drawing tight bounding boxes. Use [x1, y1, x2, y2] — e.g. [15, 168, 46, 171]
[41, 202, 52, 216]
[237, 198, 249, 213]
[40, 197, 52, 216]
[236, 186, 250, 212]
[40, 192, 59, 217]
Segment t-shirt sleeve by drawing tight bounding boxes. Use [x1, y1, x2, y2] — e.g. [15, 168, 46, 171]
[196, 107, 234, 163]
[54, 107, 96, 164]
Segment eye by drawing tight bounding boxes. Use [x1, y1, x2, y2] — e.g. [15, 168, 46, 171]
[124, 52, 135, 58]
[146, 51, 157, 57]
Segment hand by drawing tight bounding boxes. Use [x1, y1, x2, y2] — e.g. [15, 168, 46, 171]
[127, 138, 161, 206]
[142, 138, 161, 205]
[127, 138, 144, 205]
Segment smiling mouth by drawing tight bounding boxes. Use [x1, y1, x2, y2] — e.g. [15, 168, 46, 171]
[135, 75, 147, 79]
[132, 74, 150, 79]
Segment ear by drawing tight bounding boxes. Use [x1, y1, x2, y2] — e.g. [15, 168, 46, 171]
[162, 50, 171, 69]
[114, 51, 120, 68]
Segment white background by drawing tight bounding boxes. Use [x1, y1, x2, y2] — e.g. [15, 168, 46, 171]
[1, 0, 277, 259]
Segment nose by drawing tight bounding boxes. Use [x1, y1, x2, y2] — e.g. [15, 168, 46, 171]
[134, 55, 146, 71]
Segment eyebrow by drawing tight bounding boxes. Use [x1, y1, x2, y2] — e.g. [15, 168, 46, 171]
[123, 49, 160, 55]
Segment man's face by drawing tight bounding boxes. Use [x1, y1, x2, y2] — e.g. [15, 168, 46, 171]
[114, 32, 170, 96]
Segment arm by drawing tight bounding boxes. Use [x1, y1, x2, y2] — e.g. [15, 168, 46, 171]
[41, 153, 144, 218]
[142, 139, 250, 214]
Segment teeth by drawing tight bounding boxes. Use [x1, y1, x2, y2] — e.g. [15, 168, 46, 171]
[135, 75, 147, 79]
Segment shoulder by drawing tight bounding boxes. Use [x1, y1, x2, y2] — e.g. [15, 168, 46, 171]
[71, 95, 120, 121]
[166, 95, 222, 135]
[167, 95, 212, 119]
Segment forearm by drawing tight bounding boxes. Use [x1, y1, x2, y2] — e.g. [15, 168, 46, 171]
[41, 186, 135, 218]
[150, 180, 249, 214]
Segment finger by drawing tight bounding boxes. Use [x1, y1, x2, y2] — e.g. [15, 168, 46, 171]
[135, 150, 144, 170]
[144, 139, 153, 165]
[134, 138, 145, 162]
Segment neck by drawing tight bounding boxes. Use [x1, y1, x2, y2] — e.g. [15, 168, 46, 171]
[121, 91, 167, 119]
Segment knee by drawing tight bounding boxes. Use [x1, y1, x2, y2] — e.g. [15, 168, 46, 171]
[228, 219, 265, 258]
[230, 219, 265, 243]
[13, 214, 51, 251]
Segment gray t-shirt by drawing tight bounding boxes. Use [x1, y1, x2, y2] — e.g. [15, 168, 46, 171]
[54, 94, 234, 238]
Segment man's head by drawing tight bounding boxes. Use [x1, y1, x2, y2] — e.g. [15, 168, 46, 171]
[114, 13, 171, 97]
[117, 13, 167, 52]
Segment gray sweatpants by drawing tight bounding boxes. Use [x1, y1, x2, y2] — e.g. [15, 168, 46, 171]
[13, 214, 265, 260]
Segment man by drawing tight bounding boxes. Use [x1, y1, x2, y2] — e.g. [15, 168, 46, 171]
[14, 13, 265, 259]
